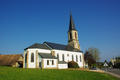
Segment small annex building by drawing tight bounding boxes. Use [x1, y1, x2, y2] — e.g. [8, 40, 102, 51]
[23, 14, 85, 69]
[0, 54, 23, 67]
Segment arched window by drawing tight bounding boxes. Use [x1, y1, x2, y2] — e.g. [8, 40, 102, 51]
[72, 55, 74, 61]
[62, 54, 64, 61]
[31, 53, 34, 62]
[57, 54, 59, 61]
[25, 53, 27, 63]
[80, 55, 81, 62]
[76, 55, 78, 62]
[67, 54, 69, 56]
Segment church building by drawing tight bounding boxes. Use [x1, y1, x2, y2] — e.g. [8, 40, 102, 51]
[23, 14, 85, 69]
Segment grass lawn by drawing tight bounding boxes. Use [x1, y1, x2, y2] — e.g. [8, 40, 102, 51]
[0, 66, 119, 80]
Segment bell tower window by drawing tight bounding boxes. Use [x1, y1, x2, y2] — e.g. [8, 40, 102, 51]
[75, 32, 77, 39]
[70, 32, 72, 40]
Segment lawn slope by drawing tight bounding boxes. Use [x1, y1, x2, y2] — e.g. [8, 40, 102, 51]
[0, 66, 119, 80]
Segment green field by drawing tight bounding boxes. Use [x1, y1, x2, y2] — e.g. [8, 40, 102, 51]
[0, 66, 119, 80]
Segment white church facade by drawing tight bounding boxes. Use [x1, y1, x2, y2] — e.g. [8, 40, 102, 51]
[23, 14, 85, 69]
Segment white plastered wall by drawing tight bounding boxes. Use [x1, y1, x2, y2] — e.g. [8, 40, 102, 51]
[24, 48, 51, 68]
[24, 48, 84, 68]
[53, 49, 84, 68]
[43, 59, 57, 69]
[58, 64, 68, 69]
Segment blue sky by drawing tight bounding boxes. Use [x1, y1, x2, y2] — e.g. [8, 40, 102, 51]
[0, 0, 120, 61]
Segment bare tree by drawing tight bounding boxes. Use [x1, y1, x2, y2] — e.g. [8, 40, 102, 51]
[84, 51, 96, 68]
[88, 48, 100, 62]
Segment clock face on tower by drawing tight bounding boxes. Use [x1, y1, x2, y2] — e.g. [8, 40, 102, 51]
[75, 43, 78, 48]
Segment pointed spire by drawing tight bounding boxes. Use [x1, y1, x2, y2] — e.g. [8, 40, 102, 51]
[69, 12, 76, 31]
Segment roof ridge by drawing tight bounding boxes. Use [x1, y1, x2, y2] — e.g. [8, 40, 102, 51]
[44, 41, 66, 46]
[33, 43, 42, 45]
[24, 42, 50, 50]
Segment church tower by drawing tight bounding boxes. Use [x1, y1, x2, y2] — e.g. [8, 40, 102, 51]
[68, 13, 80, 50]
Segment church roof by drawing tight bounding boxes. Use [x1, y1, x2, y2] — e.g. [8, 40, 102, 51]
[38, 53, 57, 59]
[24, 43, 50, 50]
[44, 42, 82, 52]
[44, 42, 66, 50]
[24, 42, 82, 52]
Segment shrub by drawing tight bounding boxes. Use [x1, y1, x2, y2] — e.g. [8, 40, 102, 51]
[68, 61, 79, 68]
